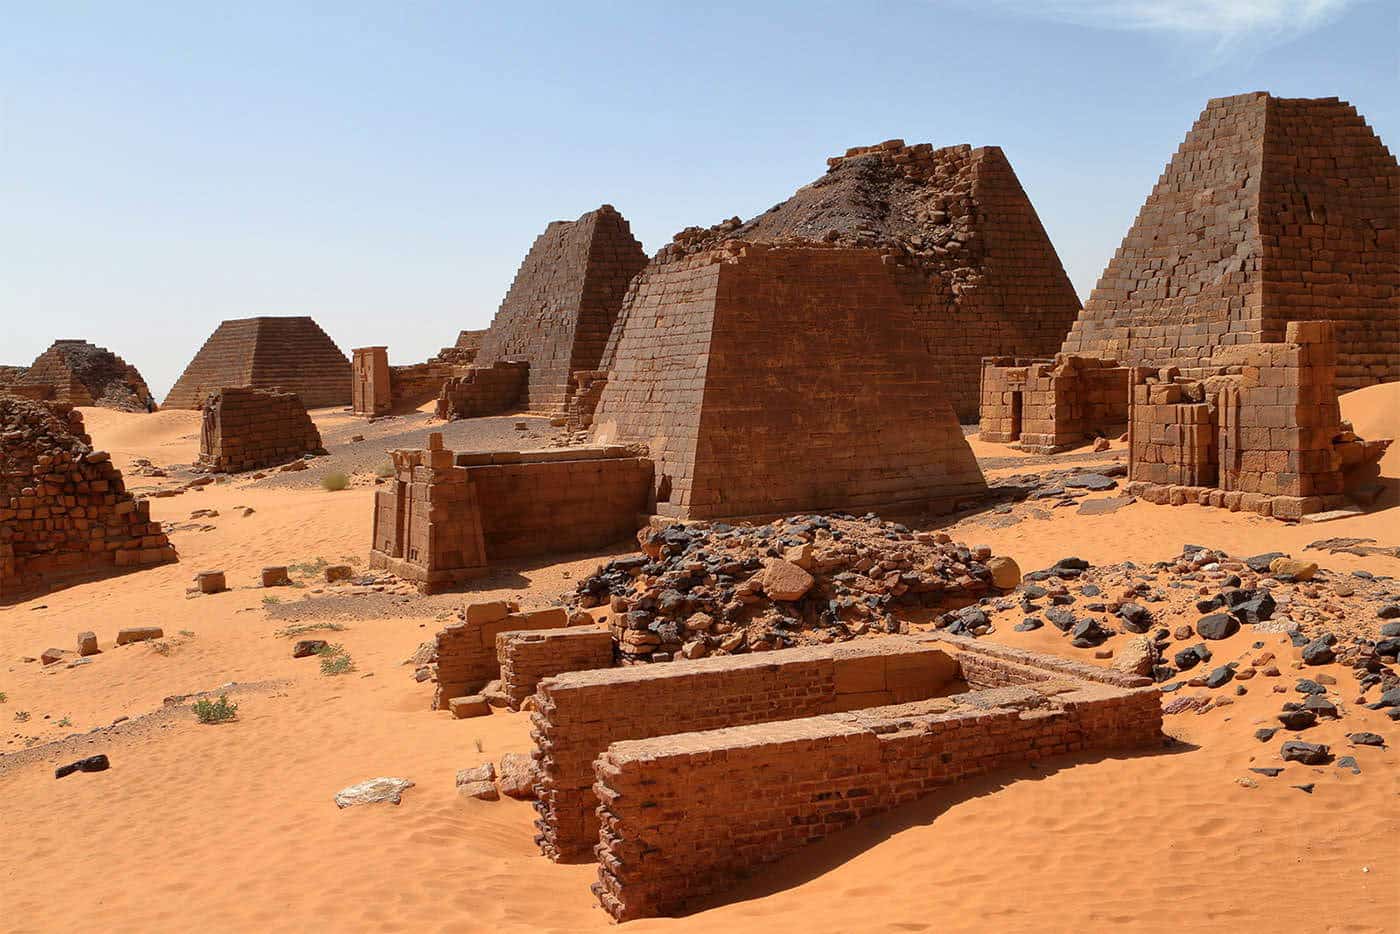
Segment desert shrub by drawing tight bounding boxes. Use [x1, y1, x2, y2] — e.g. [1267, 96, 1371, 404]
[193, 695, 238, 724]
[321, 471, 350, 492]
[14, 710, 31, 723]
[318, 643, 354, 676]
[0, 691, 7, 704]
[374, 461, 394, 478]
[275, 622, 347, 638]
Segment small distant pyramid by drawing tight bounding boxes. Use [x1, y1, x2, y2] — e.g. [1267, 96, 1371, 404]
[17, 340, 156, 412]
[591, 242, 986, 520]
[1062, 92, 1399, 389]
[475, 206, 648, 413]
[635, 141, 1082, 420]
[164, 316, 350, 409]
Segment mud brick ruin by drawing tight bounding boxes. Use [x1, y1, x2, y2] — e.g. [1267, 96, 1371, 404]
[0, 396, 175, 603]
[496, 627, 613, 710]
[641, 140, 1082, 421]
[196, 387, 324, 473]
[433, 362, 529, 420]
[591, 635, 1162, 921]
[12, 340, 157, 412]
[429, 602, 573, 709]
[1062, 92, 1398, 385]
[164, 316, 351, 409]
[368, 433, 652, 590]
[979, 355, 1130, 451]
[592, 242, 986, 519]
[467, 206, 647, 416]
[436, 329, 487, 366]
[1125, 321, 1389, 518]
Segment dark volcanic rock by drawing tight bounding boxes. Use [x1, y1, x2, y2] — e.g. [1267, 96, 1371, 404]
[1196, 613, 1238, 640]
[1174, 644, 1212, 671]
[1203, 665, 1235, 689]
[1301, 636, 1336, 666]
[1276, 709, 1317, 730]
[1117, 602, 1152, 633]
[1280, 741, 1331, 765]
[1347, 732, 1385, 747]
[54, 754, 110, 779]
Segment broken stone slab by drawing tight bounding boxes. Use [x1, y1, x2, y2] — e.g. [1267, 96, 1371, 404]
[195, 570, 227, 594]
[261, 566, 290, 587]
[1269, 557, 1317, 582]
[1280, 741, 1331, 765]
[293, 639, 328, 658]
[449, 695, 491, 719]
[40, 647, 67, 666]
[54, 754, 109, 779]
[334, 777, 414, 808]
[77, 632, 99, 656]
[760, 558, 815, 602]
[456, 763, 499, 800]
[498, 753, 538, 800]
[1063, 474, 1117, 491]
[324, 565, 354, 583]
[116, 627, 163, 645]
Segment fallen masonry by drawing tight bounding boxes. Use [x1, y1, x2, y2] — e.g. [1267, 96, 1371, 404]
[16, 340, 157, 412]
[197, 387, 324, 473]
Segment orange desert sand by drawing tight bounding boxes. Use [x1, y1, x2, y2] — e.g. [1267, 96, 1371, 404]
[2, 387, 1398, 934]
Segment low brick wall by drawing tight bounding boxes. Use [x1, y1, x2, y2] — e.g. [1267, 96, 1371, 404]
[434, 361, 529, 420]
[530, 640, 962, 860]
[497, 627, 615, 709]
[431, 603, 569, 709]
[592, 638, 1162, 921]
[198, 387, 323, 473]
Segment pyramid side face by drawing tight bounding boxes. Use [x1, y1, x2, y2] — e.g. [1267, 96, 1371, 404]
[164, 319, 262, 408]
[477, 207, 647, 413]
[589, 253, 725, 514]
[18, 341, 156, 411]
[1062, 93, 1270, 368]
[1258, 97, 1400, 390]
[688, 246, 985, 519]
[246, 317, 351, 408]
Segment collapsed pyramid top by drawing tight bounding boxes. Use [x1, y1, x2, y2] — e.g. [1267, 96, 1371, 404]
[17, 340, 156, 412]
[475, 205, 648, 413]
[164, 316, 350, 409]
[1062, 92, 1399, 389]
[631, 141, 1082, 420]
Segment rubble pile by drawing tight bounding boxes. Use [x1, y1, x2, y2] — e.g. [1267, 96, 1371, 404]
[571, 514, 1018, 662]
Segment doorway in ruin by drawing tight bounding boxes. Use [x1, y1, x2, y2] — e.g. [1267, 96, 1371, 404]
[1009, 391, 1024, 441]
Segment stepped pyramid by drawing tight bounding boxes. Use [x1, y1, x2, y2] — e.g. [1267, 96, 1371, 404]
[17, 340, 156, 412]
[475, 205, 648, 413]
[1062, 92, 1399, 389]
[590, 242, 986, 520]
[642, 141, 1082, 420]
[164, 316, 350, 409]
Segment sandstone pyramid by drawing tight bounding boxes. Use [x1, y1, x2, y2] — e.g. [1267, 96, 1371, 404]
[164, 316, 351, 409]
[475, 205, 648, 413]
[16, 340, 156, 412]
[590, 242, 986, 520]
[1062, 92, 1399, 389]
[646, 141, 1082, 420]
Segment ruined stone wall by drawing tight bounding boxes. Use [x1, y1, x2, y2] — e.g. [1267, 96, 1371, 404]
[592, 244, 985, 520]
[351, 347, 391, 417]
[18, 341, 156, 412]
[1, 397, 175, 603]
[1126, 321, 1390, 518]
[430, 603, 567, 708]
[476, 206, 648, 414]
[197, 387, 322, 473]
[1062, 93, 1398, 390]
[496, 627, 614, 710]
[531, 639, 963, 860]
[980, 355, 1130, 451]
[369, 442, 652, 588]
[165, 317, 350, 409]
[593, 673, 1162, 921]
[433, 362, 528, 420]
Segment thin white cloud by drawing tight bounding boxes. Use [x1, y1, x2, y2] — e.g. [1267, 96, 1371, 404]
[983, 0, 1357, 43]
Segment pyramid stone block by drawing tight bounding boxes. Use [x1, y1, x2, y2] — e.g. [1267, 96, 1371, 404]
[1062, 92, 1399, 390]
[164, 316, 350, 409]
[591, 242, 987, 520]
[474, 205, 647, 414]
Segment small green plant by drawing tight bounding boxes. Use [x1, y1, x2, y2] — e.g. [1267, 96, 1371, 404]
[321, 471, 350, 492]
[179, 629, 195, 637]
[474, 737, 483, 753]
[262, 595, 282, 606]
[193, 694, 239, 724]
[57, 716, 72, 727]
[318, 643, 354, 676]
[288, 558, 329, 577]
[0, 691, 7, 704]
[275, 622, 346, 638]
[14, 710, 31, 723]
[150, 640, 172, 656]
[374, 461, 394, 478]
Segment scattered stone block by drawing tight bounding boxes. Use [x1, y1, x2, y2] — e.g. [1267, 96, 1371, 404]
[333, 777, 414, 808]
[449, 695, 491, 719]
[196, 570, 226, 594]
[261, 566, 290, 587]
[116, 627, 163, 645]
[324, 565, 353, 583]
[76, 632, 99, 656]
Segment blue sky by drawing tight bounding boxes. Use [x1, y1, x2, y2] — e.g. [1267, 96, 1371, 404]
[2, 1, 1396, 397]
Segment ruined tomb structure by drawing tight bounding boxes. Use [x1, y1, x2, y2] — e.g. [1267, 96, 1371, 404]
[352, 345, 487, 418]
[1125, 320, 1390, 519]
[164, 316, 351, 409]
[197, 387, 324, 473]
[589, 634, 1162, 921]
[431, 329, 488, 366]
[368, 433, 652, 591]
[979, 355, 1130, 452]
[1, 396, 175, 603]
[16, 340, 157, 412]
[432, 362, 529, 420]
[642, 140, 1082, 420]
[351, 347, 391, 417]
[1063, 93, 1399, 391]
[469, 205, 647, 416]
[591, 241, 986, 520]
